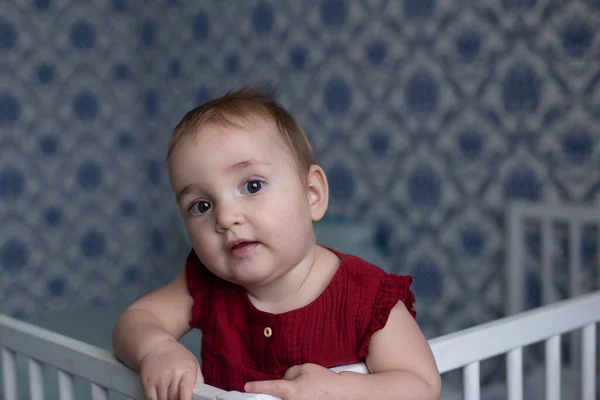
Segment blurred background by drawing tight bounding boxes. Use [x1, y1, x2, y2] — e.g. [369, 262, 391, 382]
[1, 0, 599, 341]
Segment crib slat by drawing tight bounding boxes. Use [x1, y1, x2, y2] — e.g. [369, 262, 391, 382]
[568, 221, 582, 297]
[506, 347, 523, 400]
[582, 323, 596, 400]
[58, 369, 75, 400]
[544, 335, 560, 400]
[569, 222, 582, 370]
[1, 347, 18, 400]
[29, 358, 46, 400]
[541, 219, 555, 305]
[0, 314, 146, 399]
[91, 382, 109, 400]
[463, 362, 480, 400]
[506, 205, 525, 315]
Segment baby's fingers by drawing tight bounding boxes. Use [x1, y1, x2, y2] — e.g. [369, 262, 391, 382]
[156, 376, 171, 400]
[177, 369, 197, 400]
[142, 384, 158, 400]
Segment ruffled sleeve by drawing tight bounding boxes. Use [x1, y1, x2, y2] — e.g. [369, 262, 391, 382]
[184, 249, 215, 328]
[357, 274, 416, 358]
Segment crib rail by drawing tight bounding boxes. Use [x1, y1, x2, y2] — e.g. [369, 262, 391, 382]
[430, 290, 600, 400]
[0, 313, 144, 399]
[0, 314, 270, 400]
[2, 291, 599, 399]
[506, 201, 600, 376]
[506, 201, 600, 315]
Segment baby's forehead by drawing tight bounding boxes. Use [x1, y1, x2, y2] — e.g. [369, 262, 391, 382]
[207, 113, 276, 135]
[197, 116, 289, 150]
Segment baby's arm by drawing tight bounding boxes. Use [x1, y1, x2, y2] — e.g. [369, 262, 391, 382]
[340, 301, 441, 399]
[112, 271, 193, 367]
[112, 271, 201, 399]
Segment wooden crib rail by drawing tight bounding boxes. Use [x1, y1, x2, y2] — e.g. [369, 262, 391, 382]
[0, 313, 145, 399]
[1, 291, 599, 399]
[0, 314, 267, 400]
[506, 201, 600, 315]
[429, 290, 600, 400]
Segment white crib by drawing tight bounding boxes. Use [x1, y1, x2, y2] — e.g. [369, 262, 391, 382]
[506, 201, 600, 315]
[1, 201, 599, 400]
[1, 291, 598, 400]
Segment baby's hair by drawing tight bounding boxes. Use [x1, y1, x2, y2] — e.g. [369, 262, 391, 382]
[167, 85, 315, 177]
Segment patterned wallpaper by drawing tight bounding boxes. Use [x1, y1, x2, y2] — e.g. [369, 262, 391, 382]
[1, 0, 599, 339]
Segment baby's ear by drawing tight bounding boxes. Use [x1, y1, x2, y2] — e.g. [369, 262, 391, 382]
[306, 165, 329, 222]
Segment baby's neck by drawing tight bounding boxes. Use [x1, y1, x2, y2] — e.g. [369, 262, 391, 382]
[245, 246, 340, 314]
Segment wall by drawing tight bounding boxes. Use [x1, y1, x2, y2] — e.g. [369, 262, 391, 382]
[1, 0, 599, 338]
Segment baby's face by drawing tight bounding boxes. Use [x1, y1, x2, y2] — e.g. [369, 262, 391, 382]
[168, 118, 317, 288]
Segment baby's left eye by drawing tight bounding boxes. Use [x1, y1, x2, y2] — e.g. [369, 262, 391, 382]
[242, 180, 264, 194]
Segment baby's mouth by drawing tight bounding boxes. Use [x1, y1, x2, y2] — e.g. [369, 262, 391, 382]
[231, 241, 258, 250]
[228, 240, 260, 258]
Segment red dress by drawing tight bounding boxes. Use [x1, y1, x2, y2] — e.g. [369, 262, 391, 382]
[185, 247, 416, 392]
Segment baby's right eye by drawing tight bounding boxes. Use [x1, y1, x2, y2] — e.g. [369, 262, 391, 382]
[190, 201, 211, 215]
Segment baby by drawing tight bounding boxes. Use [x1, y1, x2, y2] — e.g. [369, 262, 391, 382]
[112, 87, 441, 400]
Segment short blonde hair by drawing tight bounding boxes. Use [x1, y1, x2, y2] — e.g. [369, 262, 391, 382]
[167, 86, 315, 177]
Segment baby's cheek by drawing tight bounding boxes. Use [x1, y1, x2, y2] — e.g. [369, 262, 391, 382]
[268, 206, 312, 244]
[190, 230, 218, 259]
[269, 207, 295, 233]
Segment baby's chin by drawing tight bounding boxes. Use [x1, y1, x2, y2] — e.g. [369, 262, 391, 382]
[227, 268, 277, 288]
[201, 258, 271, 284]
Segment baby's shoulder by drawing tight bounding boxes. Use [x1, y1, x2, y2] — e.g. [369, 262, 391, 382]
[333, 249, 414, 306]
[336, 250, 388, 281]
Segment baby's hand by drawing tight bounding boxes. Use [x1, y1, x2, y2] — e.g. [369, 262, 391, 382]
[139, 339, 202, 400]
[244, 363, 342, 400]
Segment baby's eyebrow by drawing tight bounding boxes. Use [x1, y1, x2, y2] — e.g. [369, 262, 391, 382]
[176, 184, 197, 204]
[225, 159, 271, 173]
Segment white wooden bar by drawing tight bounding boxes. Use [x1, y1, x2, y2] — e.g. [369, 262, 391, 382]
[509, 201, 600, 223]
[541, 218, 555, 305]
[506, 347, 523, 400]
[429, 291, 600, 373]
[506, 203, 525, 315]
[463, 362, 480, 400]
[544, 335, 560, 400]
[193, 381, 228, 400]
[91, 382, 109, 400]
[216, 392, 277, 400]
[569, 222, 582, 370]
[29, 358, 45, 400]
[58, 369, 75, 400]
[507, 201, 600, 314]
[1, 347, 18, 400]
[569, 221, 582, 298]
[0, 314, 146, 399]
[581, 323, 596, 400]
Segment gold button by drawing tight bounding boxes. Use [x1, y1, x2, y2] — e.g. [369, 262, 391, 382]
[263, 327, 272, 338]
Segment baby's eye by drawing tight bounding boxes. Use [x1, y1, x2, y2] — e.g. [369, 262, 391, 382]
[242, 180, 264, 194]
[190, 200, 211, 215]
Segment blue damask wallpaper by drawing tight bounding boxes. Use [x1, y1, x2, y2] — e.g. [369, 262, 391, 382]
[1, 0, 599, 338]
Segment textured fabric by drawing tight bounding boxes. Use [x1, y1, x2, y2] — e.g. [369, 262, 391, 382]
[185, 247, 415, 391]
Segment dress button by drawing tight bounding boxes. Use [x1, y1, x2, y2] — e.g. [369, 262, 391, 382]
[263, 327, 273, 338]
